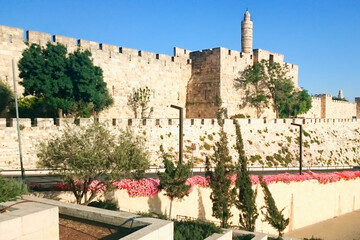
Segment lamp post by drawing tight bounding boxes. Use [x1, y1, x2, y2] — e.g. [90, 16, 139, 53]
[12, 59, 25, 181]
[170, 105, 183, 164]
[291, 122, 302, 175]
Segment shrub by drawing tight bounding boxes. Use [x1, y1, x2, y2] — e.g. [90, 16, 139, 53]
[174, 220, 221, 240]
[233, 234, 255, 240]
[88, 200, 118, 211]
[0, 176, 27, 203]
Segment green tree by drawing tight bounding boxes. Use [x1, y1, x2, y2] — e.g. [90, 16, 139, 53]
[157, 145, 192, 219]
[9, 96, 57, 118]
[0, 79, 13, 116]
[235, 59, 312, 118]
[18, 42, 113, 118]
[234, 121, 258, 231]
[127, 86, 153, 118]
[37, 122, 149, 205]
[0, 175, 27, 203]
[206, 96, 236, 228]
[234, 62, 269, 118]
[279, 89, 312, 118]
[259, 176, 289, 239]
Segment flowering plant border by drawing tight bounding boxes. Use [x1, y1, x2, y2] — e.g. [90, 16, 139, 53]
[29, 171, 360, 198]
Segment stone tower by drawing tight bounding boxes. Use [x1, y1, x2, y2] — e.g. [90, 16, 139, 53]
[241, 10, 253, 53]
[338, 89, 344, 99]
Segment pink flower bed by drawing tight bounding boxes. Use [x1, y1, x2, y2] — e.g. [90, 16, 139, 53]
[29, 171, 360, 198]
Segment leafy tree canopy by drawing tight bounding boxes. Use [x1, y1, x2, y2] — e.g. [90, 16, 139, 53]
[0, 78, 13, 116]
[235, 59, 312, 118]
[18, 42, 113, 117]
[37, 122, 149, 205]
[0, 175, 27, 203]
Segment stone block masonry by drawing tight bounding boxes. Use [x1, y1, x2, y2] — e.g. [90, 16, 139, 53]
[0, 21, 302, 120]
[0, 9, 358, 119]
[1, 117, 360, 171]
[0, 200, 59, 240]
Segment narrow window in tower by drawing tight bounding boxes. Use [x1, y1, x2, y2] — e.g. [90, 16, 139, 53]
[269, 54, 274, 63]
[9, 35, 12, 43]
[112, 85, 115, 96]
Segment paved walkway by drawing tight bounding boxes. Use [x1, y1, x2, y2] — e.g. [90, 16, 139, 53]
[285, 210, 360, 240]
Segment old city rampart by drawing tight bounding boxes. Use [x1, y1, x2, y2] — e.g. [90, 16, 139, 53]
[1, 117, 360, 170]
[0, 10, 359, 170]
[1, 24, 358, 119]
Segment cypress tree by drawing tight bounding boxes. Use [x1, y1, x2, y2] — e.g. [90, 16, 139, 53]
[157, 145, 192, 219]
[206, 96, 236, 228]
[235, 121, 258, 231]
[259, 176, 289, 239]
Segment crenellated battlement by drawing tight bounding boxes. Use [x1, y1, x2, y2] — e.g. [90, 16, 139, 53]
[1, 117, 358, 129]
[0, 25, 24, 41]
[0, 25, 193, 66]
[1, 117, 360, 172]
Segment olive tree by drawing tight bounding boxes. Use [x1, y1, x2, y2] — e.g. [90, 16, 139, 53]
[37, 122, 149, 205]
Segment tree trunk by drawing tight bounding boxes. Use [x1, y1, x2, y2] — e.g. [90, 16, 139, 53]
[169, 198, 173, 219]
[58, 108, 63, 118]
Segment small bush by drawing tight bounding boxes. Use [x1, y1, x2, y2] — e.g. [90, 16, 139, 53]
[136, 211, 168, 220]
[174, 220, 222, 240]
[230, 114, 247, 119]
[0, 176, 27, 203]
[88, 200, 118, 210]
[233, 234, 255, 240]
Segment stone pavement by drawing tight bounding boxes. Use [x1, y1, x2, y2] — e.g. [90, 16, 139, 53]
[285, 209, 360, 240]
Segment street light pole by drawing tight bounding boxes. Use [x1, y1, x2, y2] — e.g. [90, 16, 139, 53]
[170, 105, 183, 164]
[12, 59, 25, 181]
[291, 122, 303, 175]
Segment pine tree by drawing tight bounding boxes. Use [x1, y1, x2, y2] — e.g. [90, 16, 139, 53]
[157, 145, 192, 219]
[259, 176, 289, 239]
[207, 96, 236, 228]
[235, 121, 258, 231]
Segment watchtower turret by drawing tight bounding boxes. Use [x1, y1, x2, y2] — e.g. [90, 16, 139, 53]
[241, 10, 253, 54]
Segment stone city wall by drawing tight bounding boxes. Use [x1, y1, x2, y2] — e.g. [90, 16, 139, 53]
[1, 117, 359, 170]
[220, 48, 276, 119]
[0, 24, 357, 120]
[0, 25, 192, 119]
[302, 95, 358, 119]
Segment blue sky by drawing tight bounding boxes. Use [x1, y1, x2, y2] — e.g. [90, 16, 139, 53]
[1, 0, 359, 101]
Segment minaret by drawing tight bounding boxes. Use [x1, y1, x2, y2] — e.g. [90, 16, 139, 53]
[241, 10, 253, 54]
[338, 90, 344, 99]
